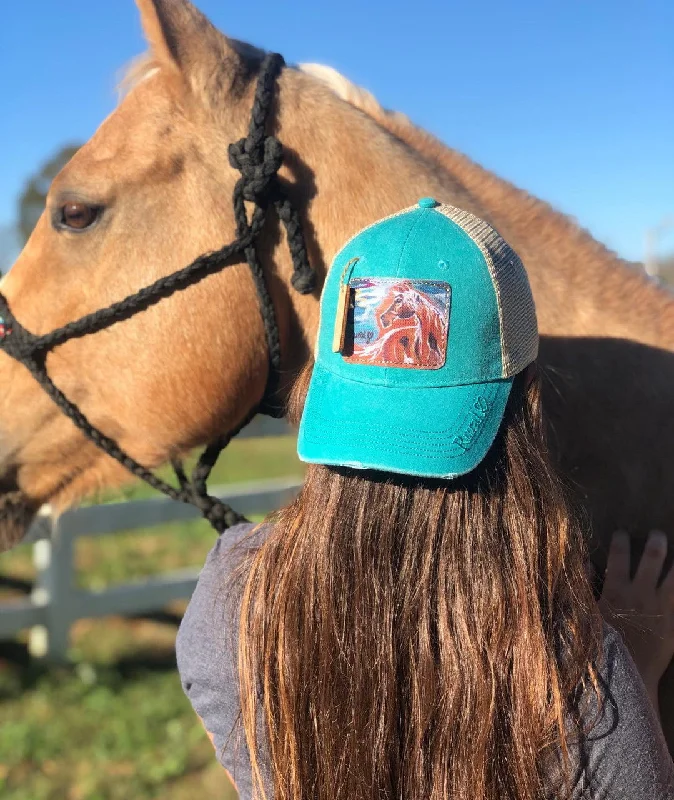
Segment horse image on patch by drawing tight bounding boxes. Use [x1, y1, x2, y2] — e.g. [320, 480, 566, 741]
[342, 278, 450, 369]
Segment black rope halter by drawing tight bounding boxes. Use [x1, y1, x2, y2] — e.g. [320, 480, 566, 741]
[0, 53, 315, 534]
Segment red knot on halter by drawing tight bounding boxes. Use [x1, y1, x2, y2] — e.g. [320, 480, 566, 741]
[0, 316, 11, 339]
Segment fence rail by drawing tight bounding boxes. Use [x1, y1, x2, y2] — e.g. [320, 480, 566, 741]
[0, 419, 301, 662]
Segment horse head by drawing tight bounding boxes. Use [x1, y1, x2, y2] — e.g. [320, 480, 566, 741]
[0, 0, 456, 550]
[378, 283, 418, 329]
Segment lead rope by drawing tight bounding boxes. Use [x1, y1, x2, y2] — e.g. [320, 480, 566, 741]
[0, 53, 315, 534]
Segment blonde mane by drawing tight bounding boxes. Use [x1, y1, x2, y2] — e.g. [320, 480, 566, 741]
[300, 63, 404, 123]
[120, 58, 406, 126]
[116, 54, 162, 100]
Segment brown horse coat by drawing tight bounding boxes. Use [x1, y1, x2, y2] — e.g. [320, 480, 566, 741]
[2, 0, 674, 742]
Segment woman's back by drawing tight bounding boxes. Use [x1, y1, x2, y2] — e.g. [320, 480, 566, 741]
[177, 522, 674, 799]
[178, 200, 674, 799]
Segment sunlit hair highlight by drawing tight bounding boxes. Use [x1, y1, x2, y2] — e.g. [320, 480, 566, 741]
[238, 364, 602, 800]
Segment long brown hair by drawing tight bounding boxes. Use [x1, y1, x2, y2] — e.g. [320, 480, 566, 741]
[237, 365, 602, 800]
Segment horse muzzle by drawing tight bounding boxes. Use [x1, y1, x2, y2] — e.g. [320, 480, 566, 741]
[0, 473, 38, 552]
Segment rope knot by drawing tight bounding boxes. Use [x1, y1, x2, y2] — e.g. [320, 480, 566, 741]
[229, 135, 283, 203]
[190, 493, 226, 533]
[204, 501, 226, 524]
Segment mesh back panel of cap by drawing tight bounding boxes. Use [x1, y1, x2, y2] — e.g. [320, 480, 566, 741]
[436, 205, 539, 378]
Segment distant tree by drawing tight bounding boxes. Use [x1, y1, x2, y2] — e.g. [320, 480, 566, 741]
[0, 224, 19, 275]
[18, 143, 81, 244]
[657, 255, 674, 289]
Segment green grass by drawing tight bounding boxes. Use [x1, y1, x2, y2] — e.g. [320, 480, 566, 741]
[0, 436, 303, 800]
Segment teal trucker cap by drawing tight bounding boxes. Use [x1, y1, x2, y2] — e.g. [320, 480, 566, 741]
[297, 198, 538, 479]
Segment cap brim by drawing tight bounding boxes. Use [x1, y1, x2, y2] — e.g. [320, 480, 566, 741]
[298, 363, 513, 479]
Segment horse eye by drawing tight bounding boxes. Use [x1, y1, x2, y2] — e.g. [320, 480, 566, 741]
[60, 202, 100, 231]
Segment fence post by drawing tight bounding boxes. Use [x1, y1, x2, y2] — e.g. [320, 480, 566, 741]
[28, 516, 74, 663]
[4, 476, 303, 660]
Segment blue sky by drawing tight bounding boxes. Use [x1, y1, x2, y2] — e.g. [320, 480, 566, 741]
[1, 0, 673, 263]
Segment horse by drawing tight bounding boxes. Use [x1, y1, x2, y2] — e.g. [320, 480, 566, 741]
[2, 0, 674, 740]
[351, 281, 448, 368]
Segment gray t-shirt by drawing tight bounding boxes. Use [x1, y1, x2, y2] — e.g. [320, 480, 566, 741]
[176, 523, 674, 799]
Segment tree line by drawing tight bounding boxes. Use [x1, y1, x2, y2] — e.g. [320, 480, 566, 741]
[0, 144, 80, 273]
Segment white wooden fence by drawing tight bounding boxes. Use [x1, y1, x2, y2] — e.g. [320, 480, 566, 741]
[0, 420, 301, 663]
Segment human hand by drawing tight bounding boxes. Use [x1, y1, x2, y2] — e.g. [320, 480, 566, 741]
[598, 530, 674, 699]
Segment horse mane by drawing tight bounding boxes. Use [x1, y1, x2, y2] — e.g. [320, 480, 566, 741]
[299, 63, 413, 128]
[117, 54, 162, 100]
[118, 39, 265, 105]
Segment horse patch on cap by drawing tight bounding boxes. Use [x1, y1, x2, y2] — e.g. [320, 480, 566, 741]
[341, 278, 450, 369]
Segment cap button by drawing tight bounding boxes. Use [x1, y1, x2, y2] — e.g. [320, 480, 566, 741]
[418, 197, 439, 209]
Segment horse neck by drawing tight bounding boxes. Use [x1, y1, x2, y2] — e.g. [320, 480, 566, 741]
[272, 71, 488, 369]
[333, 99, 674, 350]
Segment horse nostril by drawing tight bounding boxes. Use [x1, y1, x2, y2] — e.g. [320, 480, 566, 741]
[0, 467, 20, 497]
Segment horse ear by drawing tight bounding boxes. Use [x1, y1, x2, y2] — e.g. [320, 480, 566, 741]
[134, 0, 252, 100]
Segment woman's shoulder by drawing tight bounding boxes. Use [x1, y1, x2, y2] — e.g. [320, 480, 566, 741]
[175, 522, 268, 792]
[565, 621, 674, 798]
[596, 621, 658, 710]
[201, 521, 267, 572]
[584, 621, 659, 741]
[599, 620, 632, 666]
[177, 522, 267, 653]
